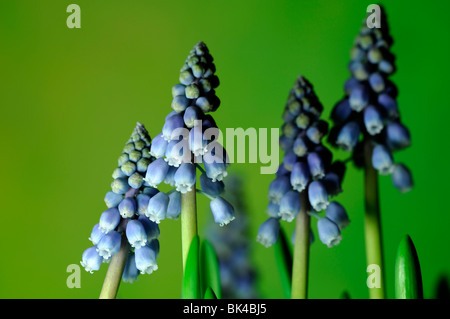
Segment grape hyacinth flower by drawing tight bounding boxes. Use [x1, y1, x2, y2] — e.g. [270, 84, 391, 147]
[328, 7, 413, 192]
[328, 7, 413, 299]
[80, 123, 161, 299]
[140, 42, 235, 290]
[258, 75, 350, 299]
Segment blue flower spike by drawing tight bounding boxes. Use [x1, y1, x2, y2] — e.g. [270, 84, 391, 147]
[260, 75, 350, 251]
[81, 122, 162, 282]
[328, 7, 412, 192]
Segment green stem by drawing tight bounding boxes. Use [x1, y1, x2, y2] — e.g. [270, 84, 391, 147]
[291, 191, 310, 299]
[98, 187, 137, 299]
[364, 139, 386, 299]
[99, 233, 130, 299]
[181, 184, 198, 272]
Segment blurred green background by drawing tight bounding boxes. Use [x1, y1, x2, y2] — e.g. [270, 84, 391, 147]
[1, 0, 449, 299]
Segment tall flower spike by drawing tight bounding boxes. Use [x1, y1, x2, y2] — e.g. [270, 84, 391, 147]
[259, 75, 350, 300]
[328, 7, 413, 192]
[81, 122, 161, 299]
[260, 75, 349, 248]
[328, 7, 412, 299]
[141, 42, 234, 280]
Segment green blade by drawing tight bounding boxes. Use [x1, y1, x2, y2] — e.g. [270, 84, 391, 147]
[182, 235, 200, 299]
[395, 235, 423, 299]
[274, 227, 293, 298]
[203, 286, 218, 299]
[200, 239, 222, 299]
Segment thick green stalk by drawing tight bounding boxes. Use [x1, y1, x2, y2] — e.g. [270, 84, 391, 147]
[291, 191, 310, 299]
[363, 140, 386, 299]
[181, 185, 198, 272]
[99, 233, 130, 299]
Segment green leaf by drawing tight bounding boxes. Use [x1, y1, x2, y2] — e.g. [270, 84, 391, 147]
[200, 239, 222, 299]
[182, 235, 200, 299]
[203, 287, 218, 299]
[273, 227, 293, 298]
[395, 235, 423, 299]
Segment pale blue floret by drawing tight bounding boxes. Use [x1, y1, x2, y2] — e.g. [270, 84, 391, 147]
[104, 191, 123, 208]
[138, 215, 160, 240]
[184, 106, 204, 128]
[164, 166, 178, 186]
[372, 144, 394, 175]
[162, 113, 185, 141]
[293, 135, 308, 157]
[145, 192, 169, 224]
[122, 253, 139, 283]
[203, 152, 228, 182]
[364, 105, 384, 135]
[126, 220, 148, 248]
[392, 163, 413, 193]
[325, 202, 350, 230]
[256, 218, 280, 248]
[80, 246, 103, 273]
[171, 95, 190, 113]
[268, 175, 291, 204]
[290, 162, 311, 192]
[167, 191, 181, 220]
[386, 122, 411, 151]
[317, 217, 342, 248]
[308, 181, 329, 212]
[336, 122, 360, 152]
[172, 83, 186, 97]
[307, 152, 326, 179]
[282, 151, 297, 171]
[96, 230, 121, 259]
[165, 139, 190, 167]
[89, 224, 105, 246]
[150, 133, 168, 158]
[144, 158, 169, 187]
[278, 191, 301, 222]
[174, 163, 196, 193]
[99, 208, 121, 233]
[111, 177, 130, 194]
[210, 197, 235, 226]
[378, 93, 399, 119]
[189, 125, 208, 156]
[136, 194, 151, 216]
[118, 197, 136, 218]
[349, 84, 370, 112]
[369, 72, 385, 93]
[135, 244, 158, 275]
[266, 201, 280, 218]
[331, 99, 352, 124]
[200, 173, 224, 198]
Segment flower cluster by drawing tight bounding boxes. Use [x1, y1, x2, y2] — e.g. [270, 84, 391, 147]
[257, 76, 350, 248]
[144, 41, 235, 226]
[328, 10, 413, 192]
[206, 176, 259, 299]
[81, 123, 161, 283]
